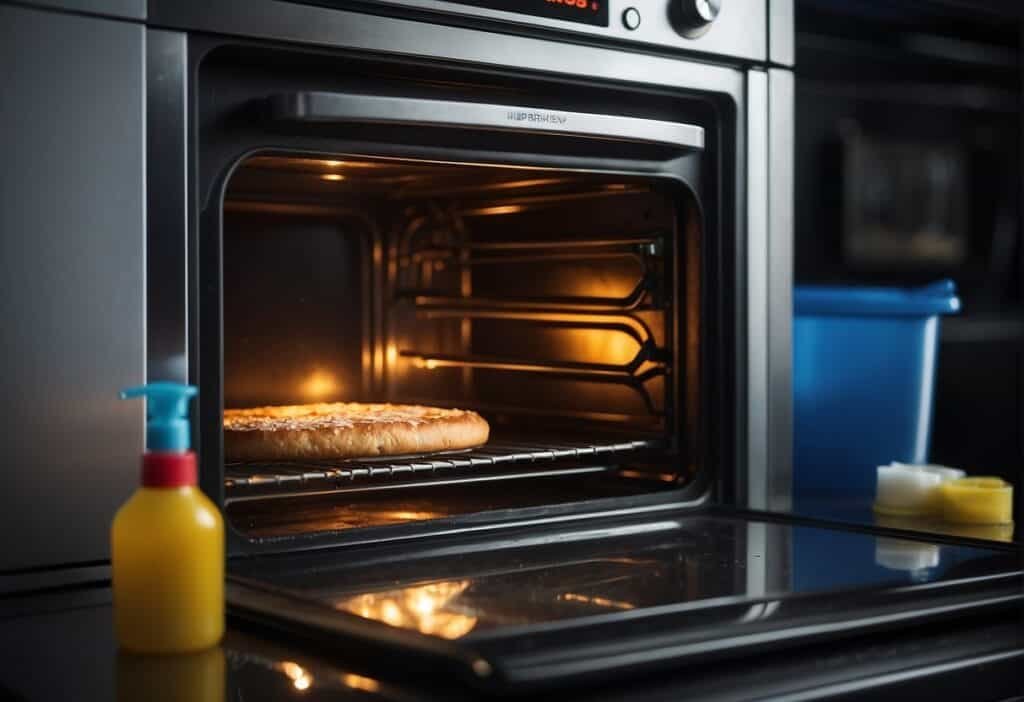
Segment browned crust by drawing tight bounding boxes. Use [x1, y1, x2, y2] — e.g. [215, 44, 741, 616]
[223, 402, 490, 462]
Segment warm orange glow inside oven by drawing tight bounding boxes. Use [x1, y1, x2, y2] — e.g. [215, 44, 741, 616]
[557, 593, 636, 610]
[571, 328, 639, 365]
[340, 674, 381, 693]
[300, 369, 342, 399]
[379, 510, 443, 521]
[410, 328, 640, 370]
[223, 152, 679, 457]
[465, 204, 524, 216]
[567, 275, 640, 301]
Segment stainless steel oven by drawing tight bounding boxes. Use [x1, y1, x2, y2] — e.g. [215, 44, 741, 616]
[141, 0, 797, 537]
[142, 0, 1020, 692]
[198, 54, 744, 542]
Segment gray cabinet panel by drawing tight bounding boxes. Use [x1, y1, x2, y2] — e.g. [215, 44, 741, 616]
[0, 0, 145, 21]
[0, 6, 145, 574]
[769, 0, 794, 66]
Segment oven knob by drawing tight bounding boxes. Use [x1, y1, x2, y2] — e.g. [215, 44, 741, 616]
[672, 0, 721, 37]
[622, 7, 642, 30]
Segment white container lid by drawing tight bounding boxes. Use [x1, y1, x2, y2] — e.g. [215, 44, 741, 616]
[874, 462, 965, 516]
[876, 537, 941, 572]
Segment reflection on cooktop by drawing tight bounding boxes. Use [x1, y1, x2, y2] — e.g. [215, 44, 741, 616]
[330, 555, 675, 638]
[232, 515, 1012, 641]
[336, 580, 480, 639]
[792, 497, 1016, 543]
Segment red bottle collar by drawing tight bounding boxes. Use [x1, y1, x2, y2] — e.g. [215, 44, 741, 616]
[142, 452, 197, 488]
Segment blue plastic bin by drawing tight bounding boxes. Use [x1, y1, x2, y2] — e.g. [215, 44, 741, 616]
[793, 279, 960, 501]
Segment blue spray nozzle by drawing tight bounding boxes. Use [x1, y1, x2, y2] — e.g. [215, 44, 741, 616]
[120, 382, 198, 452]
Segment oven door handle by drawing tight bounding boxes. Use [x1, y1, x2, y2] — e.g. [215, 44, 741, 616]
[269, 92, 705, 150]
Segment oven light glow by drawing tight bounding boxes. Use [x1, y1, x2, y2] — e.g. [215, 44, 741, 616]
[619, 468, 677, 483]
[340, 674, 381, 693]
[468, 204, 524, 216]
[321, 173, 345, 182]
[558, 593, 636, 610]
[301, 369, 341, 399]
[321, 160, 345, 167]
[382, 510, 442, 521]
[574, 328, 641, 365]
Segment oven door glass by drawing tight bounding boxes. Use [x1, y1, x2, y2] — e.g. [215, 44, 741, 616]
[226, 510, 1021, 692]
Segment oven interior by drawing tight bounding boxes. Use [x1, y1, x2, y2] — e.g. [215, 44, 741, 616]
[219, 154, 703, 540]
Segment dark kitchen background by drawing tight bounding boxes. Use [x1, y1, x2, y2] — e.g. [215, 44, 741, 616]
[794, 0, 1022, 520]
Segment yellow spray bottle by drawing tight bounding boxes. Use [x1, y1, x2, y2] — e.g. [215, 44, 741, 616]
[112, 382, 224, 653]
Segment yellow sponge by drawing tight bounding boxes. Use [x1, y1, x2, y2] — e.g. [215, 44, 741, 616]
[940, 477, 1013, 525]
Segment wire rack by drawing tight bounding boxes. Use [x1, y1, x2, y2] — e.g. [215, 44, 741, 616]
[224, 436, 662, 493]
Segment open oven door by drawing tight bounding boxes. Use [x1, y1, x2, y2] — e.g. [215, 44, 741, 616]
[225, 507, 1022, 693]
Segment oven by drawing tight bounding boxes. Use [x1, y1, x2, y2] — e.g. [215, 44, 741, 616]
[143, 0, 798, 547]
[205, 64, 723, 545]
[4, 0, 1020, 697]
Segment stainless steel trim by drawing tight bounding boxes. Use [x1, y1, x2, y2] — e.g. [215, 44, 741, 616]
[151, 0, 765, 61]
[745, 521, 768, 596]
[146, 29, 188, 383]
[745, 69, 769, 510]
[148, 0, 745, 98]
[231, 497, 707, 558]
[768, 0, 795, 67]
[151, 0, 747, 535]
[7, 0, 146, 20]
[273, 92, 706, 150]
[767, 67, 794, 512]
[1, 5, 145, 571]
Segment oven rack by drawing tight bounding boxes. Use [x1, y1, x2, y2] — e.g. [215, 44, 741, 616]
[224, 437, 662, 493]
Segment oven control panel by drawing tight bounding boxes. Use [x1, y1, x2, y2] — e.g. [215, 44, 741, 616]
[348, 0, 767, 62]
[444, 0, 611, 27]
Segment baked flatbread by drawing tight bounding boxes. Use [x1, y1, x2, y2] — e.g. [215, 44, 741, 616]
[223, 402, 489, 461]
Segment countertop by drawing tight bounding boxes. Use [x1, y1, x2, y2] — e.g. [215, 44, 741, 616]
[1, 582, 1022, 701]
[790, 497, 1018, 544]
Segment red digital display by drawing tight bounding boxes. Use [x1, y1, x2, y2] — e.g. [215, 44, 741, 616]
[446, 0, 609, 27]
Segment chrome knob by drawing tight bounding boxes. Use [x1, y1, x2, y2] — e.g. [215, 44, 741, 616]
[673, 0, 721, 37]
